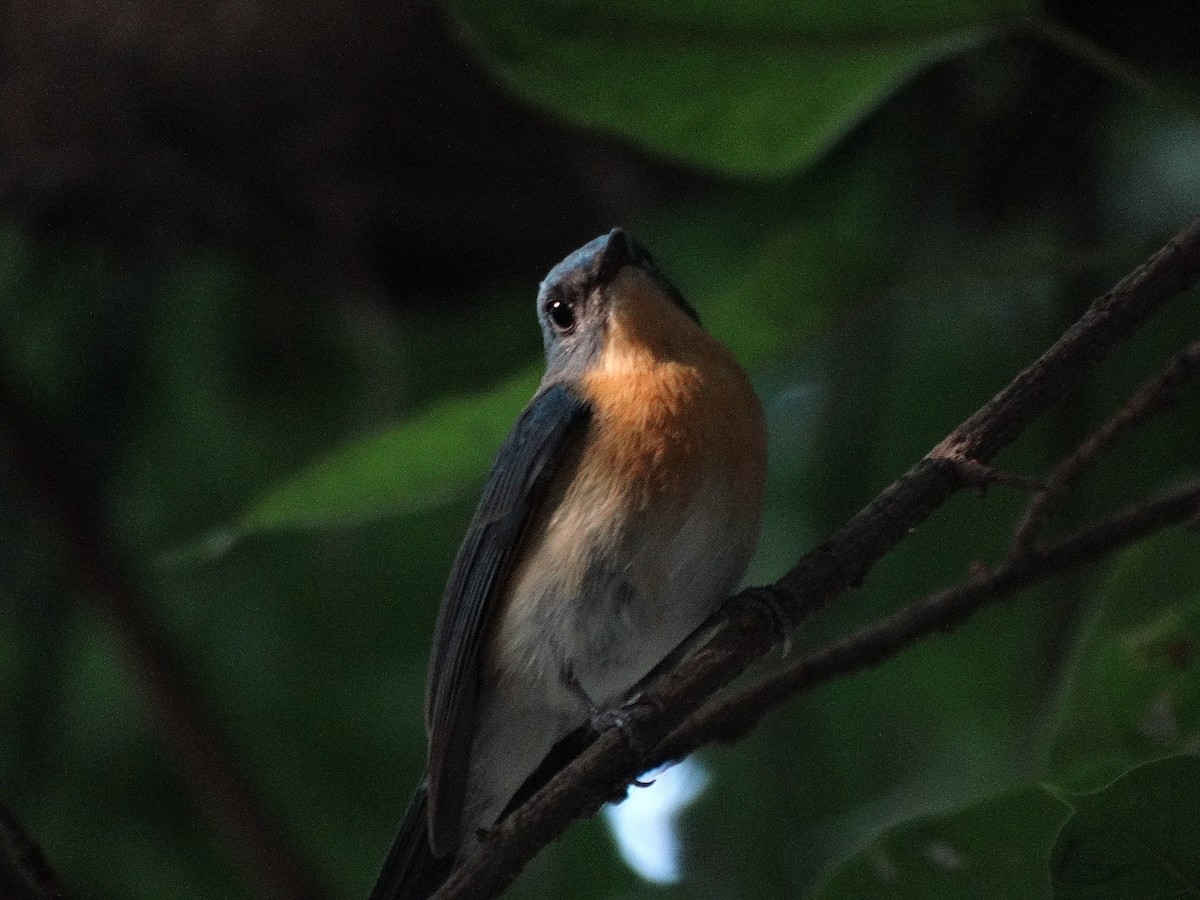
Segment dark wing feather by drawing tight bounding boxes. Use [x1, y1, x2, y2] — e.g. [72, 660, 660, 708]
[422, 382, 590, 855]
[367, 782, 451, 900]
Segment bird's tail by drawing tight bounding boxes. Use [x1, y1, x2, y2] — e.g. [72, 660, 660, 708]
[368, 782, 453, 900]
[368, 726, 597, 900]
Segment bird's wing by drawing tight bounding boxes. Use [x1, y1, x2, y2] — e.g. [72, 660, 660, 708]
[422, 381, 590, 854]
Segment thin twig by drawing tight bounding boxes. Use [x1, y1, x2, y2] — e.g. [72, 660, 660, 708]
[0, 380, 330, 900]
[1010, 339, 1200, 555]
[0, 801, 68, 900]
[950, 458, 1046, 495]
[656, 478, 1200, 760]
[432, 218, 1200, 900]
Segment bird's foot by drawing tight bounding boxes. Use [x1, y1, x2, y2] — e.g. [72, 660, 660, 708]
[562, 666, 653, 763]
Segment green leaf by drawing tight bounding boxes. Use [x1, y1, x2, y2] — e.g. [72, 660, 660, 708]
[448, 0, 1032, 177]
[1049, 533, 1200, 788]
[201, 368, 540, 549]
[812, 785, 1072, 899]
[1050, 755, 1200, 898]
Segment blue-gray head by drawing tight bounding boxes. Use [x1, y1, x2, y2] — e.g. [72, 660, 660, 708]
[535, 228, 699, 378]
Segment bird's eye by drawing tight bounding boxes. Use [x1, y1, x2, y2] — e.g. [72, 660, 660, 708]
[547, 299, 576, 333]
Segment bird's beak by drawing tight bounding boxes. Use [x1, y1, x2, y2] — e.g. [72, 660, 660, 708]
[595, 227, 640, 286]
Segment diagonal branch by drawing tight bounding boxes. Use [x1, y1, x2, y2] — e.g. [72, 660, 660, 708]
[655, 478, 1200, 761]
[1010, 338, 1200, 555]
[433, 217, 1200, 899]
[0, 801, 69, 900]
[0, 380, 330, 900]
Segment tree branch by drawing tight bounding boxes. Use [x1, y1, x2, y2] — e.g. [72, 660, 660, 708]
[656, 478, 1200, 759]
[1010, 338, 1200, 554]
[433, 217, 1200, 899]
[0, 380, 330, 900]
[0, 801, 68, 900]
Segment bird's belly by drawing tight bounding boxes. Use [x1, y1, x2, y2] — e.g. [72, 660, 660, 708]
[489, 476, 755, 712]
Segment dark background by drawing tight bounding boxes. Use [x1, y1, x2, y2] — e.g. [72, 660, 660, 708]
[1, 1, 1198, 898]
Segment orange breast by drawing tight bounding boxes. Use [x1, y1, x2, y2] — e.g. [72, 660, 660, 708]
[578, 267, 766, 519]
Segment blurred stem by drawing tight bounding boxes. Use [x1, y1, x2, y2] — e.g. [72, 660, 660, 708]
[0, 376, 331, 900]
[1027, 15, 1200, 121]
[0, 801, 68, 900]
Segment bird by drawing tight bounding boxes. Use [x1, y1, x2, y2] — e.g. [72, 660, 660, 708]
[368, 228, 767, 899]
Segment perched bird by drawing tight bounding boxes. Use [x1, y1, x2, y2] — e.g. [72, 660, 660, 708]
[369, 229, 766, 899]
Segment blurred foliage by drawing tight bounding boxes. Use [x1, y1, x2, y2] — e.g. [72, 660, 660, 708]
[1, 2, 1199, 900]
